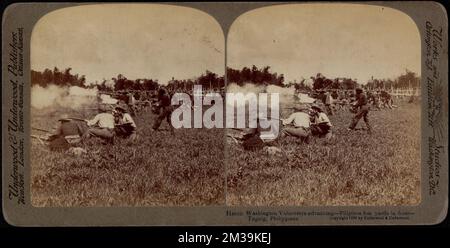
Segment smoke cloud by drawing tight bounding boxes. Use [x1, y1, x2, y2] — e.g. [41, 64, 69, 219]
[31, 85, 98, 109]
[226, 83, 315, 107]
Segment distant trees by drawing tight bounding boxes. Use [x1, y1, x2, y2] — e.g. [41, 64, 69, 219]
[96, 79, 113, 92]
[31, 67, 86, 87]
[198, 70, 225, 90]
[308, 73, 358, 90]
[32, 65, 420, 94]
[166, 70, 225, 91]
[111, 74, 160, 92]
[227, 66, 284, 86]
[31, 67, 222, 93]
[284, 79, 312, 91]
[167, 78, 195, 91]
[366, 69, 420, 90]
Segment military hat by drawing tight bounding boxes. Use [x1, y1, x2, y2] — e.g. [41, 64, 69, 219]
[310, 104, 323, 112]
[293, 105, 309, 112]
[241, 128, 258, 137]
[98, 104, 110, 112]
[58, 114, 71, 122]
[115, 104, 127, 113]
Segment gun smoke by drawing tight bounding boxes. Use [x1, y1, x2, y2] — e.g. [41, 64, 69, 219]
[226, 82, 315, 107]
[31, 85, 98, 109]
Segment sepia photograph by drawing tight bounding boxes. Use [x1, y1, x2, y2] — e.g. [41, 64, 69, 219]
[225, 3, 422, 206]
[1, 1, 447, 226]
[30, 4, 226, 207]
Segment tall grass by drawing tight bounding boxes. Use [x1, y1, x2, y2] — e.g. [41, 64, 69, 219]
[31, 101, 420, 206]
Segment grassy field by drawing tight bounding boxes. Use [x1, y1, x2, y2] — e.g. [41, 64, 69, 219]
[31, 100, 421, 207]
[226, 101, 421, 206]
[31, 107, 226, 206]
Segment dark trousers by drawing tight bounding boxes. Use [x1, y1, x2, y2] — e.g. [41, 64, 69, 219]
[152, 106, 173, 130]
[325, 104, 334, 115]
[82, 127, 115, 144]
[282, 126, 311, 143]
[115, 124, 136, 138]
[349, 106, 371, 130]
[311, 123, 330, 136]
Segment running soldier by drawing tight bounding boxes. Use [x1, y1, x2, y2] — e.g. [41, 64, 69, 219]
[152, 88, 174, 133]
[348, 88, 372, 133]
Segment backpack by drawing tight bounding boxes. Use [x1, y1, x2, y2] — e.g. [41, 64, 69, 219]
[48, 135, 71, 151]
[242, 135, 265, 151]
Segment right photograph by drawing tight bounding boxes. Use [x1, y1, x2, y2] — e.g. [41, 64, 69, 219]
[226, 3, 421, 206]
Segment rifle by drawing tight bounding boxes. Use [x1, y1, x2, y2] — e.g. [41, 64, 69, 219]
[31, 135, 47, 145]
[229, 127, 244, 131]
[114, 122, 134, 127]
[67, 117, 87, 122]
[258, 117, 282, 121]
[32, 127, 50, 133]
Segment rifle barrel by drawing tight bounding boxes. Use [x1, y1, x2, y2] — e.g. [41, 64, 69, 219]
[258, 117, 281, 121]
[68, 117, 87, 122]
[32, 127, 50, 133]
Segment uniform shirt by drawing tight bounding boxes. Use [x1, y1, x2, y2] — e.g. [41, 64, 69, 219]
[282, 112, 310, 128]
[56, 120, 88, 136]
[312, 112, 332, 127]
[355, 93, 368, 107]
[325, 93, 333, 104]
[120, 113, 137, 128]
[87, 113, 115, 129]
[158, 94, 171, 107]
[128, 94, 136, 105]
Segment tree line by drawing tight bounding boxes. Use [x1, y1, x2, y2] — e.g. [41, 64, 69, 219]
[166, 70, 225, 92]
[31, 66, 420, 93]
[227, 65, 284, 86]
[31, 67, 87, 88]
[365, 69, 420, 90]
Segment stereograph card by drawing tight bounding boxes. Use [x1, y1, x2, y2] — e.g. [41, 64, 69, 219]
[2, 2, 448, 226]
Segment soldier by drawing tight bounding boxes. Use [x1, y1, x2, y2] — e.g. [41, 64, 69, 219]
[126, 91, 137, 116]
[227, 119, 266, 151]
[52, 114, 88, 138]
[348, 88, 372, 133]
[324, 90, 334, 115]
[373, 92, 382, 110]
[113, 105, 137, 140]
[152, 88, 173, 132]
[280, 107, 311, 143]
[309, 104, 333, 140]
[45, 114, 89, 151]
[82, 106, 115, 143]
[380, 90, 393, 109]
[241, 127, 265, 151]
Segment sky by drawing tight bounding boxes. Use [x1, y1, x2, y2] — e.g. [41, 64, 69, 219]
[227, 3, 421, 84]
[31, 4, 225, 84]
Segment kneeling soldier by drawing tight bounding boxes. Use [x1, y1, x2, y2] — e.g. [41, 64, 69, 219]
[83, 106, 115, 144]
[281, 107, 311, 143]
[309, 104, 333, 140]
[113, 105, 137, 140]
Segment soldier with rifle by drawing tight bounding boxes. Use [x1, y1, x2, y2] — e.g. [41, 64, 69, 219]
[309, 104, 333, 140]
[280, 107, 311, 143]
[113, 105, 137, 140]
[82, 105, 115, 143]
[348, 88, 372, 133]
[152, 88, 174, 133]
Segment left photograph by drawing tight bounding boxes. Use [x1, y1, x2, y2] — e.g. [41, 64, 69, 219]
[30, 4, 226, 206]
